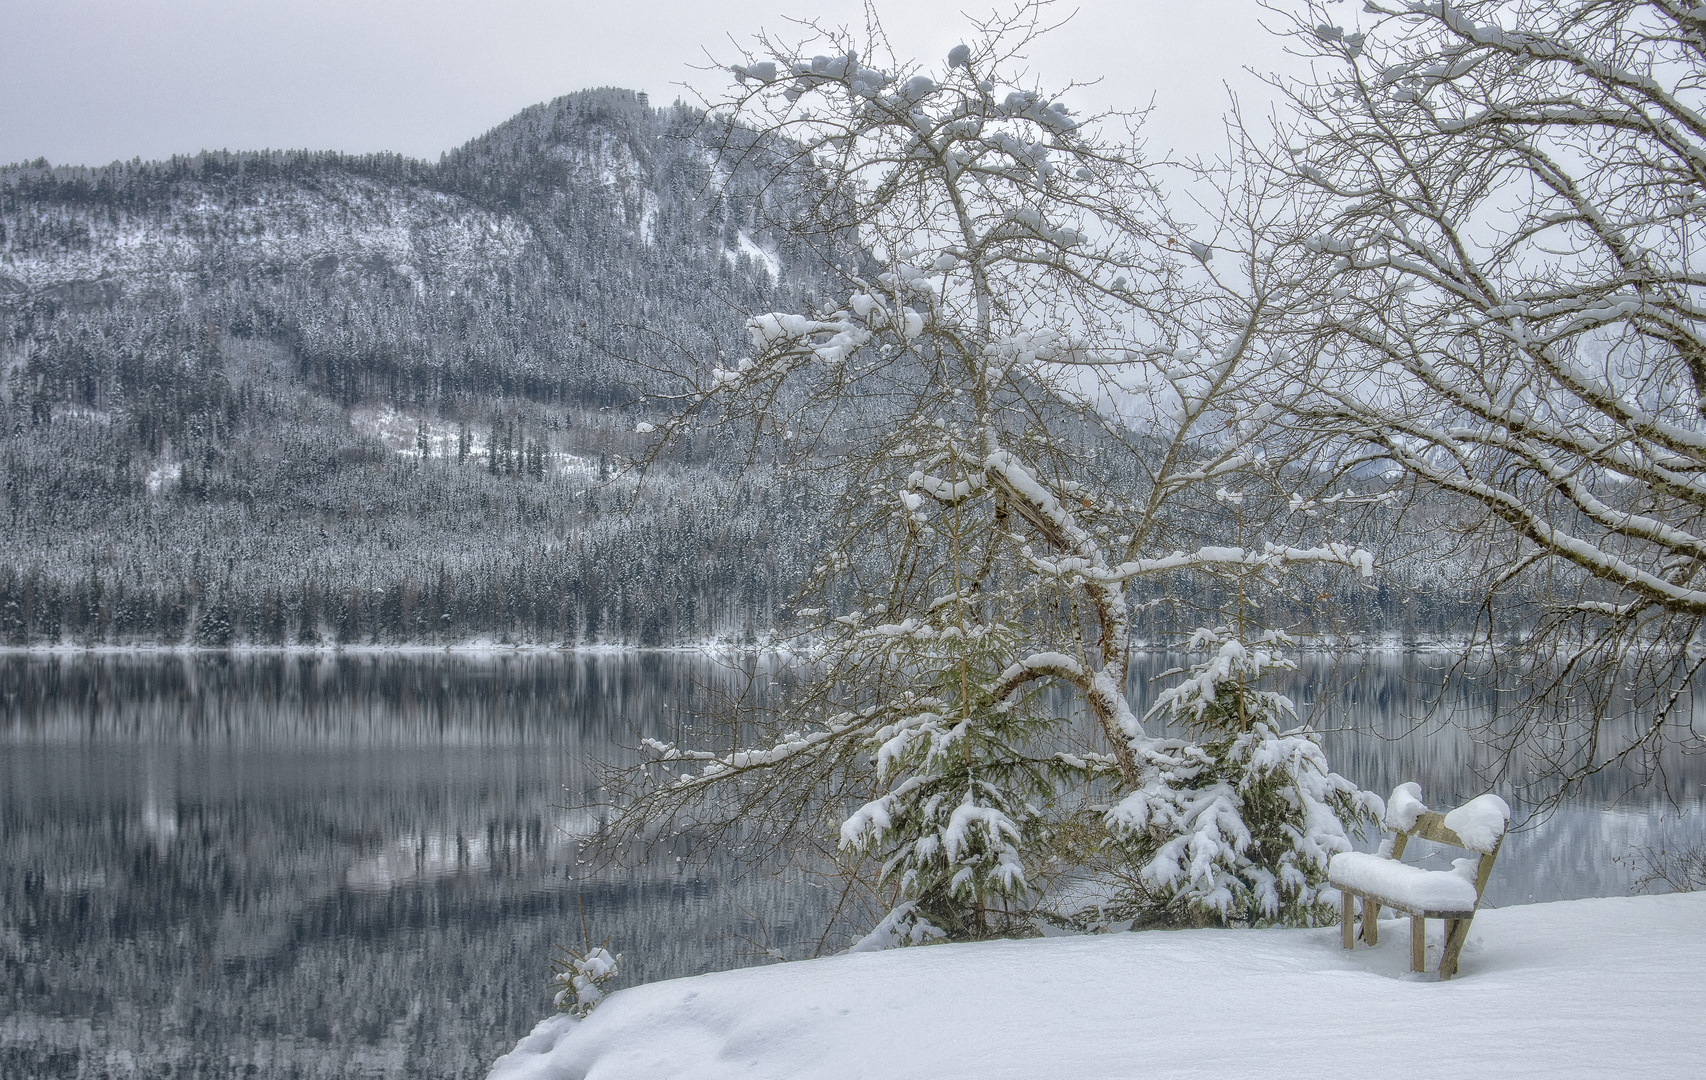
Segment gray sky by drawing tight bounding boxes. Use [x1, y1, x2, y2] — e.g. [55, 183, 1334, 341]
[0, 1, 1310, 170]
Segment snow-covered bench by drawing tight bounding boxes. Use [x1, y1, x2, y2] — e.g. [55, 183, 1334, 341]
[1328, 783, 1510, 979]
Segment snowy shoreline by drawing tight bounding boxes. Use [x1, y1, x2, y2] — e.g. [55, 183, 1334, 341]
[488, 892, 1705, 1080]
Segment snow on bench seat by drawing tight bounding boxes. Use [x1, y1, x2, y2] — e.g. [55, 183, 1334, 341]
[1328, 851, 1480, 914]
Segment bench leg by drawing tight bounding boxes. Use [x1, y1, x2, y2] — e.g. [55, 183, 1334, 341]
[1360, 898, 1380, 946]
[1342, 892, 1356, 949]
[1440, 917, 1472, 980]
[1410, 915, 1426, 973]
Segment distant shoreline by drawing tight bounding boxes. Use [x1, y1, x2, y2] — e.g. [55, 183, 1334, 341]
[0, 641, 767, 657]
[0, 637, 1477, 657]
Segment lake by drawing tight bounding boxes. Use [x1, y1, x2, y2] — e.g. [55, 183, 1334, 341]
[2, 652, 1700, 1079]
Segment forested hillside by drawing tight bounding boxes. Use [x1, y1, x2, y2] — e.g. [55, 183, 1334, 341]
[0, 87, 1452, 647]
[0, 90, 850, 646]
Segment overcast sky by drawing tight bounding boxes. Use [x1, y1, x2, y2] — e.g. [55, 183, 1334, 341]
[0, 1, 1313, 170]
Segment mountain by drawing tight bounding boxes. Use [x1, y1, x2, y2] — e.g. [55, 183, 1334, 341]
[0, 88, 1463, 648]
[0, 89, 852, 647]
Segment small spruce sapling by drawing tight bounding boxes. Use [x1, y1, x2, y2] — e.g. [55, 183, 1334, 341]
[838, 615, 1068, 940]
[1105, 628, 1379, 928]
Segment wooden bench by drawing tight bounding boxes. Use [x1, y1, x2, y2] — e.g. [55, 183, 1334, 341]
[1327, 784, 1510, 979]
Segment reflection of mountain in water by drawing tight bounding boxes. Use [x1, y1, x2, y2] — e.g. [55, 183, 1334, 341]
[1, 654, 829, 1080]
[0, 653, 1699, 1078]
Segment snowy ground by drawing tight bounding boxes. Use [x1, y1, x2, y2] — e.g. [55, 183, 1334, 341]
[489, 893, 1704, 1080]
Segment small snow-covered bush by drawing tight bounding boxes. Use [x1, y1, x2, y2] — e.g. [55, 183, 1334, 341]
[552, 944, 621, 1018]
[1104, 629, 1379, 928]
[1627, 830, 1706, 896]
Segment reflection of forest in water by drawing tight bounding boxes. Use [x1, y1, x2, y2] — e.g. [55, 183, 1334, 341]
[2, 653, 1700, 1079]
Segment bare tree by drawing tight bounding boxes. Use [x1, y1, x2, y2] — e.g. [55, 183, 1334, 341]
[604, 4, 1375, 948]
[1258, 0, 1706, 802]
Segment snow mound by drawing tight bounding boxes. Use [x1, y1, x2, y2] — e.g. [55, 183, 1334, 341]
[487, 1014, 579, 1080]
[487, 893, 1706, 1080]
[1444, 793, 1511, 852]
[1328, 851, 1480, 911]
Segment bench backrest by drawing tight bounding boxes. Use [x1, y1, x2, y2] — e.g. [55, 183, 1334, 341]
[1390, 810, 1502, 903]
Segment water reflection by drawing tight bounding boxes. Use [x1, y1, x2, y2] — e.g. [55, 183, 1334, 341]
[0, 652, 1699, 1079]
[1, 654, 825, 1080]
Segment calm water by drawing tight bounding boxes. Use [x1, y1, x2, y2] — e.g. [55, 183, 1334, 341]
[1, 652, 1700, 1079]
